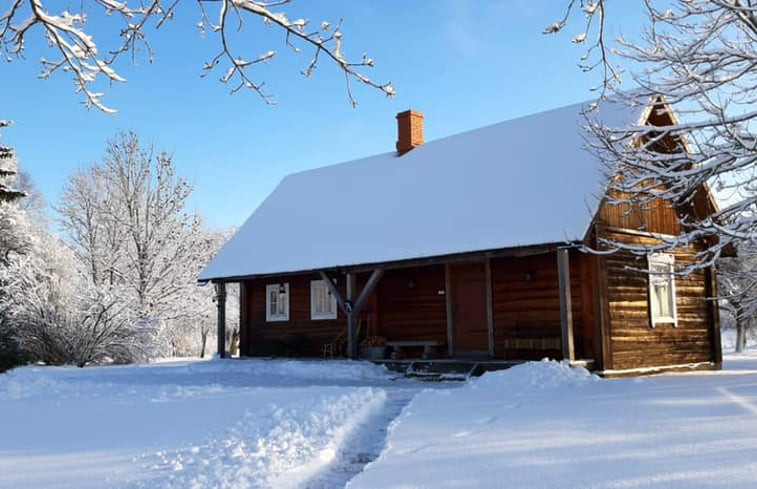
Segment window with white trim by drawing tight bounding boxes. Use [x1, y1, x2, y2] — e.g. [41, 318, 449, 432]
[648, 253, 677, 326]
[266, 283, 289, 322]
[310, 279, 337, 320]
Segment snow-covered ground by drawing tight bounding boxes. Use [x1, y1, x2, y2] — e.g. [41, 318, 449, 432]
[2, 351, 757, 489]
[350, 352, 757, 489]
[0, 359, 432, 489]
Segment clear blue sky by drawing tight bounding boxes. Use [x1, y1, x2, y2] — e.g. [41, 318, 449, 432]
[2, 1, 650, 231]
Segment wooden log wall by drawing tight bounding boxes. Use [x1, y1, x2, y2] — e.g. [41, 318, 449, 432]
[240, 273, 348, 357]
[375, 265, 448, 347]
[597, 228, 715, 371]
[491, 251, 594, 361]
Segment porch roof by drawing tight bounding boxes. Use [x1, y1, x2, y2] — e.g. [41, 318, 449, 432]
[200, 99, 643, 281]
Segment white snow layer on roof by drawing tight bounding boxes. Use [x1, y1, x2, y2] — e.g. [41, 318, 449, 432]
[200, 100, 642, 280]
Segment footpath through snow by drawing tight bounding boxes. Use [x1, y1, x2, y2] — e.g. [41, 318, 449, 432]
[349, 355, 757, 489]
[3, 353, 757, 488]
[0, 359, 434, 489]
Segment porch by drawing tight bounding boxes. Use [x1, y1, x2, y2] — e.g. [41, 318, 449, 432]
[215, 246, 597, 366]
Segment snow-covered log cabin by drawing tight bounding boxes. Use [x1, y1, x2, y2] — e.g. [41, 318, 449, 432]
[200, 99, 722, 377]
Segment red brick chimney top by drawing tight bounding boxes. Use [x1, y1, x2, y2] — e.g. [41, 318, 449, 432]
[396, 110, 424, 156]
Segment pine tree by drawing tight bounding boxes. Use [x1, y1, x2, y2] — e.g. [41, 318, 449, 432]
[0, 120, 25, 203]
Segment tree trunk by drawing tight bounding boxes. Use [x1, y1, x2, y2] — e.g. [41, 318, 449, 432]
[200, 331, 208, 359]
[736, 317, 747, 353]
[230, 330, 239, 357]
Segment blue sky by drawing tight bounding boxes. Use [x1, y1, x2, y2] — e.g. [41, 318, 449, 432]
[2, 1, 650, 231]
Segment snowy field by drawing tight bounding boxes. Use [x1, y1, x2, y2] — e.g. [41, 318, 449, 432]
[2, 351, 757, 489]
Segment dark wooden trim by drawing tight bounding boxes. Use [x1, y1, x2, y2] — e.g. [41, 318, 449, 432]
[346, 273, 357, 359]
[239, 281, 248, 356]
[485, 258, 494, 357]
[595, 253, 612, 370]
[199, 242, 573, 283]
[354, 269, 384, 313]
[318, 271, 347, 312]
[445, 263, 454, 356]
[216, 281, 227, 359]
[557, 249, 575, 362]
[705, 266, 723, 365]
[601, 226, 677, 240]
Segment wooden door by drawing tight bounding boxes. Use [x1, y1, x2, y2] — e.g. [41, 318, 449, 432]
[450, 262, 489, 353]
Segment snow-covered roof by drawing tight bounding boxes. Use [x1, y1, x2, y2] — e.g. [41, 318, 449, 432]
[200, 100, 644, 281]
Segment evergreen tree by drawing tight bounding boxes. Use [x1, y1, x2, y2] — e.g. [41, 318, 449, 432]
[0, 120, 25, 203]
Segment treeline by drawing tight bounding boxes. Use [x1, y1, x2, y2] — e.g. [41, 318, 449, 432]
[0, 126, 235, 371]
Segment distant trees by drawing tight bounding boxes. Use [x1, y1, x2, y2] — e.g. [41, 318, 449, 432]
[0, 1, 394, 112]
[1, 128, 230, 368]
[58, 132, 224, 358]
[0, 120, 28, 371]
[719, 244, 757, 353]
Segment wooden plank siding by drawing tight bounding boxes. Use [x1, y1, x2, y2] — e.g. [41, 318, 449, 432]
[240, 266, 448, 358]
[375, 265, 448, 349]
[490, 251, 593, 361]
[595, 227, 716, 371]
[242, 273, 348, 357]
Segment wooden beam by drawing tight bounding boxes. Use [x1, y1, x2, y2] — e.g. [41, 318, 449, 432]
[216, 281, 227, 359]
[353, 269, 384, 313]
[238, 281, 247, 356]
[485, 259, 495, 357]
[557, 249, 575, 362]
[705, 266, 723, 366]
[445, 263, 454, 356]
[319, 271, 347, 312]
[346, 273, 357, 359]
[595, 252, 612, 370]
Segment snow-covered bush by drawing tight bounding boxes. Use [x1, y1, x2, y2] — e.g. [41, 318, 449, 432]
[1, 232, 159, 367]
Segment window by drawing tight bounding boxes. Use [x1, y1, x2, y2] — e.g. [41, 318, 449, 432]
[648, 253, 677, 326]
[311, 279, 337, 320]
[266, 283, 289, 322]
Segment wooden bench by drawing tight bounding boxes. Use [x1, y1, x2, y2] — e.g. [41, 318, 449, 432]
[386, 340, 441, 360]
[502, 338, 562, 350]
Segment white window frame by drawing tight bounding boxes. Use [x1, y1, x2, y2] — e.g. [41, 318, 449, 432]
[648, 253, 677, 327]
[310, 279, 338, 320]
[266, 283, 290, 322]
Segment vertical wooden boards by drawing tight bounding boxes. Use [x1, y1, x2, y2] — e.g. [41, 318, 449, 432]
[485, 259, 495, 357]
[557, 249, 575, 362]
[445, 264, 454, 356]
[216, 281, 227, 359]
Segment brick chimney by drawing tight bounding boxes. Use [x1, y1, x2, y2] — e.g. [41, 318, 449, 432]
[396, 110, 424, 156]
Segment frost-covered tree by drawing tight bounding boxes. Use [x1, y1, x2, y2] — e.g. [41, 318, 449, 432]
[719, 244, 757, 352]
[0, 120, 28, 371]
[58, 132, 219, 358]
[1, 230, 161, 367]
[0, 1, 394, 113]
[549, 1, 757, 270]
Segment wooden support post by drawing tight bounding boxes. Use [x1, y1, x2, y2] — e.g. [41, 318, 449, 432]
[320, 269, 383, 360]
[485, 259, 495, 357]
[445, 264, 454, 356]
[557, 249, 575, 362]
[238, 282, 247, 357]
[346, 273, 357, 359]
[319, 271, 346, 311]
[354, 269, 384, 313]
[216, 281, 227, 359]
[705, 266, 723, 366]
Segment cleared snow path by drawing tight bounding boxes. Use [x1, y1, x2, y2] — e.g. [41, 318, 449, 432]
[0, 359, 437, 489]
[303, 387, 421, 489]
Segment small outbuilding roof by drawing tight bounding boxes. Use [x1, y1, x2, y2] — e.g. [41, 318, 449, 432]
[200, 99, 644, 281]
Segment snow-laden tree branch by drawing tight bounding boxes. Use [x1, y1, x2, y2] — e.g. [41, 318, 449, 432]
[551, 1, 757, 273]
[0, 0, 394, 113]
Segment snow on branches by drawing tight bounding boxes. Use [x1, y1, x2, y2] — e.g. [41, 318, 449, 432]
[551, 1, 757, 273]
[0, 1, 394, 112]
